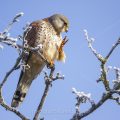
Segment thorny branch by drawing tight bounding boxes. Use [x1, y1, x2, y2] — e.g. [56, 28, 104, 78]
[71, 30, 120, 120]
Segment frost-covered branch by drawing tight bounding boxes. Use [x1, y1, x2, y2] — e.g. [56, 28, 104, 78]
[3, 12, 24, 34]
[0, 94, 29, 120]
[0, 12, 24, 54]
[0, 12, 29, 120]
[84, 29, 104, 62]
[71, 88, 93, 120]
[71, 30, 120, 120]
[33, 69, 64, 120]
[71, 90, 112, 120]
[105, 38, 120, 60]
[71, 66, 120, 120]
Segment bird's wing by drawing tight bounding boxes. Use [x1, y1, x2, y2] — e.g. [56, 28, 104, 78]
[18, 21, 40, 85]
[11, 21, 45, 107]
[17, 21, 39, 86]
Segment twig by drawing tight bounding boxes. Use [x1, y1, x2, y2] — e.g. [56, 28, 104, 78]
[33, 69, 64, 120]
[0, 98, 29, 120]
[77, 92, 112, 119]
[0, 12, 29, 120]
[73, 88, 120, 119]
[84, 29, 104, 62]
[84, 29, 110, 90]
[0, 55, 21, 88]
[33, 67, 54, 120]
[0, 12, 24, 53]
[71, 85, 120, 120]
[3, 12, 24, 34]
[71, 30, 120, 120]
[110, 96, 120, 105]
[71, 88, 92, 120]
[105, 38, 120, 60]
[0, 54, 27, 119]
[33, 78, 51, 120]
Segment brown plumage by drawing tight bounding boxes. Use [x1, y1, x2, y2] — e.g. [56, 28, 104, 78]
[11, 14, 69, 107]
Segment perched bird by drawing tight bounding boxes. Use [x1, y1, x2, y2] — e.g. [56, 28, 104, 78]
[11, 14, 69, 107]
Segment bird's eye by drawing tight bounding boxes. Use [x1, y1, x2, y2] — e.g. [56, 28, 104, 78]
[60, 18, 67, 27]
[64, 22, 67, 26]
[64, 22, 67, 25]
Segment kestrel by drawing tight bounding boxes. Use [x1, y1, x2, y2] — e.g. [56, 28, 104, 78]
[11, 14, 69, 107]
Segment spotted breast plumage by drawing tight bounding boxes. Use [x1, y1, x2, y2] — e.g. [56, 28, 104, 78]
[11, 14, 69, 107]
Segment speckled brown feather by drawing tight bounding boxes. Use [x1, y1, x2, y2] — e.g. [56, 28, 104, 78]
[26, 22, 40, 47]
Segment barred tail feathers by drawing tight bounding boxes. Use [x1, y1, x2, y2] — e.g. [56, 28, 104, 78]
[11, 72, 33, 108]
[11, 54, 45, 108]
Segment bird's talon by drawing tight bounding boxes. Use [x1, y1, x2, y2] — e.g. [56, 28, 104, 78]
[58, 36, 68, 53]
[62, 36, 69, 45]
[47, 61, 54, 69]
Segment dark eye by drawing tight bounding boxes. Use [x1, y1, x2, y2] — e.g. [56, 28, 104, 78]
[64, 22, 67, 26]
[60, 18, 67, 26]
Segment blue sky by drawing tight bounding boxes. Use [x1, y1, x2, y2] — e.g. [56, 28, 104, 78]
[0, 0, 120, 120]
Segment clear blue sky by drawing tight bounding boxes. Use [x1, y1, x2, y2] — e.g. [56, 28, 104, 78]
[0, 0, 120, 120]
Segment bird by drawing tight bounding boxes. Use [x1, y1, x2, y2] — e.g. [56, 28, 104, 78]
[11, 14, 69, 108]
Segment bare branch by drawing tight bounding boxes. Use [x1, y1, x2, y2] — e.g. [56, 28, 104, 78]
[105, 38, 120, 60]
[71, 88, 92, 120]
[71, 30, 120, 120]
[0, 12, 24, 53]
[100, 63, 110, 90]
[0, 12, 30, 120]
[110, 96, 120, 105]
[33, 76, 51, 120]
[84, 29, 110, 90]
[0, 95, 29, 120]
[78, 92, 112, 119]
[3, 12, 24, 34]
[0, 49, 22, 89]
[0, 53, 27, 120]
[83, 29, 104, 62]
[33, 67, 64, 120]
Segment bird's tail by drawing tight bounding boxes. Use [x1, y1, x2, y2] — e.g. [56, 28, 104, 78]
[11, 53, 45, 108]
[11, 73, 33, 108]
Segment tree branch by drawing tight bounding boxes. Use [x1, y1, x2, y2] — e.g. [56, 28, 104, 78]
[33, 68, 64, 120]
[71, 30, 120, 120]
[0, 12, 29, 120]
[0, 98, 29, 120]
[105, 38, 120, 60]
[0, 55, 21, 88]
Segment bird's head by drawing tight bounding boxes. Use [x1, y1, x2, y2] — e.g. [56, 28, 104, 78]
[48, 14, 69, 34]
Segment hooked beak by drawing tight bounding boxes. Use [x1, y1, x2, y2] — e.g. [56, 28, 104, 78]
[65, 28, 68, 33]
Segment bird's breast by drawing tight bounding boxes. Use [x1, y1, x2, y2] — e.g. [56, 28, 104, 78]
[36, 21, 62, 62]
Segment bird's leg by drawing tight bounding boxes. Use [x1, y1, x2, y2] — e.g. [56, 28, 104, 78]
[46, 60, 55, 82]
[47, 60, 54, 69]
[58, 36, 68, 53]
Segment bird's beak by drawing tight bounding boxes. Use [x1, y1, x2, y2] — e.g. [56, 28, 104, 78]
[65, 28, 68, 33]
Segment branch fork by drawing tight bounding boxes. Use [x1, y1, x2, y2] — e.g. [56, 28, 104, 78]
[71, 30, 120, 120]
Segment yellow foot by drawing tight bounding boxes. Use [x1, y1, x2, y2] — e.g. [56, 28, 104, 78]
[47, 60, 54, 69]
[50, 60, 54, 67]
